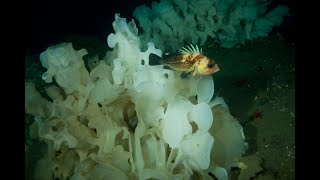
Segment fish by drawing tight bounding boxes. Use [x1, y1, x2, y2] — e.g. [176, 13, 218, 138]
[149, 44, 220, 78]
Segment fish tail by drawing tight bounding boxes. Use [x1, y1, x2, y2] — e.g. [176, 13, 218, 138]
[149, 53, 162, 66]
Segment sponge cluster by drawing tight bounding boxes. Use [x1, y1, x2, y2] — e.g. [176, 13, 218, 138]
[25, 14, 246, 180]
[133, 0, 289, 51]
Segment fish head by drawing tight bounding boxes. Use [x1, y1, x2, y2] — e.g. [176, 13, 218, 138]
[196, 56, 220, 75]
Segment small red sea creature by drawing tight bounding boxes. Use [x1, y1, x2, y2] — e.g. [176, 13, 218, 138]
[250, 109, 263, 121]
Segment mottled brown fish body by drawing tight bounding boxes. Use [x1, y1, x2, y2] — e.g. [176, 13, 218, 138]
[160, 55, 194, 70]
[149, 44, 220, 77]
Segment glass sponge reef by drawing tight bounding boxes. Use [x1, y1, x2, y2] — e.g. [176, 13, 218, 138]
[133, 0, 289, 52]
[25, 14, 247, 180]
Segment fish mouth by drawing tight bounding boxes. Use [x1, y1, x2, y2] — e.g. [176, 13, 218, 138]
[212, 65, 220, 73]
[203, 65, 220, 75]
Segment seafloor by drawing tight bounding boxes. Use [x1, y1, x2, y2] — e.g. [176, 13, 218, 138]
[206, 35, 295, 180]
[25, 34, 295, 180]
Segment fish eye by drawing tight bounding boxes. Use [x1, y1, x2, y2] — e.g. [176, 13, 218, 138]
[207, 63, 215, 68]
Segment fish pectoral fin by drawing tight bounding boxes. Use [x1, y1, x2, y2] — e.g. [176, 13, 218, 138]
[180, 71, 193, 78]
[181, 66, 197, 78]
[192, 69, 198, 76]
[163, 65, 173, 70]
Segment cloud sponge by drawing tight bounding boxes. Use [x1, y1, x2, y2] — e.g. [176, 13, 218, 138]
[133, 0, 289, 51]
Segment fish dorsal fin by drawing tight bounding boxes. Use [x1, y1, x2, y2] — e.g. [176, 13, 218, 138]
[178, 44, 203, 55]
